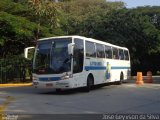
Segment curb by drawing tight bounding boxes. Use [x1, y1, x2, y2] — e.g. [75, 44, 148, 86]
[0, 83, 32, 87]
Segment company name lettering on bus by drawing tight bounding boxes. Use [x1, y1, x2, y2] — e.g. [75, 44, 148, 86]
[90, 62, 102, 66]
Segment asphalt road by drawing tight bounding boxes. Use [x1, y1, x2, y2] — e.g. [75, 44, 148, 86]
[1, 81, 160, 120]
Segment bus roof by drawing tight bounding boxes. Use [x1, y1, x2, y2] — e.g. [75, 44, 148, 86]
[38, 35, 128, 50]
[38, 35, 85, 41]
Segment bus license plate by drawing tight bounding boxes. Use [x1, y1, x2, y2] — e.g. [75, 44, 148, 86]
[46, 83, 53, 87]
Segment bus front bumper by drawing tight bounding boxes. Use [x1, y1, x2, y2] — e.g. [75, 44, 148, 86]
[33, 79, 74, 89]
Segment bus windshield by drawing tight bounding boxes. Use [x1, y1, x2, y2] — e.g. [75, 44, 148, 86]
[33, 38, 72, 74]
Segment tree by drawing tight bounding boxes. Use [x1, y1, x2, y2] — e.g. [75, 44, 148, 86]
[60, 0, 125, 35]
[28, 0, 60, 39]
[0, 11, 52, 58]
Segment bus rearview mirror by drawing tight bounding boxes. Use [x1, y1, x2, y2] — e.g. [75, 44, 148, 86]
[24, 47, 35, 60]
[68, 43, 75, 55]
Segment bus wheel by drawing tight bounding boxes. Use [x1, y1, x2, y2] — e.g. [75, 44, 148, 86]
[84, 75, 94, 92]
[118, 72, 124, 85]
[56, 88, 62, 93]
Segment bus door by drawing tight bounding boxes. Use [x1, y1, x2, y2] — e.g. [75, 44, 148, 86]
[73, 38, 85, 87]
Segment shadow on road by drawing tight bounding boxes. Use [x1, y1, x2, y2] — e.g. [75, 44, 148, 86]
[0, 83, 115, 95]
[38, 82, 122, 95]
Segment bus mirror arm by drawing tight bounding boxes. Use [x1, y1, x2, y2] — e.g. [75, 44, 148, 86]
[68, 43, 75, 55]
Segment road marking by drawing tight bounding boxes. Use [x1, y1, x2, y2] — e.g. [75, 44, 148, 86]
[0, 96, 14, 119]
[0, 83, 32, 88]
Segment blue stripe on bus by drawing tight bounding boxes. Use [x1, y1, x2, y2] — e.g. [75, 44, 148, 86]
[111, 67, 130, 70]
[38, 67, 130, 81]
[39, 77, 61, 81]
[85, 66, 130, 71]
[85, 66, 106, 71]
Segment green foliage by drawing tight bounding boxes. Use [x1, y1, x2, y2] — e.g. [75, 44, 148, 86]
[0, 0, 29, 16]
[0, 0, 62, 82]
[0, 11, 52, 58]
[60, 0, 125, 35]
[0, 55, 31, 83]
[28, 0, 61, 34]
[0, 12, 34, 39]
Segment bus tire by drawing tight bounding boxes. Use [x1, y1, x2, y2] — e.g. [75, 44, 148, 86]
[84, 75, 94, 92]
[56, 88, 62, 93]
[117, 72, 124, 85]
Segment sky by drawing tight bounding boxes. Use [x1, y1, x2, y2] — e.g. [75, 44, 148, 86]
[108, 0, 160, 8]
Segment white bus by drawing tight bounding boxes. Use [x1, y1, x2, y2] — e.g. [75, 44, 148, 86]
[25, 36, 131, 92]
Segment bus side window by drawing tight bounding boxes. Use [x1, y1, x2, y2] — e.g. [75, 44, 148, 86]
[119, 49, 124, 60]
[124, 50, 129, 60]
[73, 38, 84, 73]
[86, 41, 96, 58]
[96, 44, 105, 58]
[105, 46, 112, 59]
[113, 47, 119, 59]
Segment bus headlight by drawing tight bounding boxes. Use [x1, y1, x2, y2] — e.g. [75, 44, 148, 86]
[32, 76, 38, 81]
[61, 74, 73, 80]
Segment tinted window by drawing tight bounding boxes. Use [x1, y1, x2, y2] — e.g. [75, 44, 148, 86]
[113, 47, 119, 59]
[96, 44, 105, 58]
[86, 41, 96, 57]
[33, 38, 72, 74]
[73, 38, 84, 73]
[119, 49, 124, 60]
[105, 46, 112, 59]
[124, 50, 129, 60]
